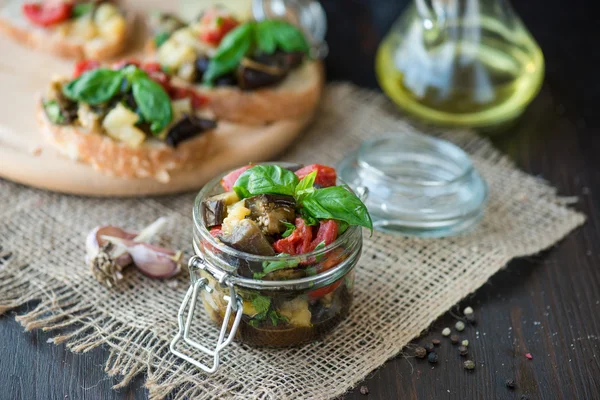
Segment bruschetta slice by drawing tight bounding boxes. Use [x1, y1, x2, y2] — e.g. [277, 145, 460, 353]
[0, 0, 131, 60]
[38, 60, 219, 182]
[146, 7, 324, 125]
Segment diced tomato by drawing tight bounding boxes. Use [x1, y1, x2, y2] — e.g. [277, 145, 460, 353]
[273, 218, 314, 255]
[220, 165, 252, 191]
[295, 164, 337, 187]
[23, 1, 72, 27]
[170, 87, 209, 109]
[209, 225, 222, 237]
[309, 220, 338, 251]
[73, 59, 100, 78]
[140, 62, 163, 74]
[308, 248, 347, 299]
[198, 9, 239, 46]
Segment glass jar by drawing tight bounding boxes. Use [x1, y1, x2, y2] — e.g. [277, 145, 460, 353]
[171, 163, 363, 373]
[338, 133, 487, 237]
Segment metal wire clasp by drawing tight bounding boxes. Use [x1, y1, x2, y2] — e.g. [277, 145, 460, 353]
[169, 255, 243, 373]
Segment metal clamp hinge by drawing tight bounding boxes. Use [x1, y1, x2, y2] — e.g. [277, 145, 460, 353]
[169, 255, 243, 373]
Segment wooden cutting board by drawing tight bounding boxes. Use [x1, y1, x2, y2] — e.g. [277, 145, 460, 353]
[0, 0, 312, 197]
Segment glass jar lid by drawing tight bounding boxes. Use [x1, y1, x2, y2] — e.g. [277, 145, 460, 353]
[338, 133, 488, 237]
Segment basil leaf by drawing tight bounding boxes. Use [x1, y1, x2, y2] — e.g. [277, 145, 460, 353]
[42, 100, 65, 124]
[295, 171, 316, 201]
[298, 208, 318, 226]
[233, 165, 299, 198]
[337, 220, 349, 235]
[154, 31, 170, 48]
[72, 3, 93, 18]
[281, 222, 296, 238]
[251, 295, 271, 315]
[302, 186, 373, 230]
[269, 311, 288, 326]
[203, 22, 254, 84]
[132, 74, 173, 133]
[255, 20, 276, 54]
[62, 68, 122, 105]
[265, 20, 310, 54]
[254, 254, 299, 279]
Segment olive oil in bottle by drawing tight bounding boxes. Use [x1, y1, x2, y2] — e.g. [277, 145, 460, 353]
[376, 0, 544, 129]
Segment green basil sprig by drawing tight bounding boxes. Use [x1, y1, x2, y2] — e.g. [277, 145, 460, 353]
[42, 100, 66, 125]
[232, 165, 372, 231]
[132, 75, 173, 133]
[294, 171, 316, 201]
[72, 2, 93, 18]
[204, 20, 310, 84]
[253, 254, 299, 279]
[248, 295, 289, 327]
[62, 68, 122, 105]
[62, 66, 173, 134]
[233, 165, 299, 198]
[302, 186, 373, 231]
[203, 22, 254, 84]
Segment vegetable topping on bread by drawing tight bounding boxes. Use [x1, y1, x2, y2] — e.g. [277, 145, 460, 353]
[146, 7, 323, 124]
[38, 60, 218, 182]
[0, 0, 130, 59]
[42, 60, 216, 148]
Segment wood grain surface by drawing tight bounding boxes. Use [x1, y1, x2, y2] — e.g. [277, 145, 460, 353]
[1, 0, 599, 399]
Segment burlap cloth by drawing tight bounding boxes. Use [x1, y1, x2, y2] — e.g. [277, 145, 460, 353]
[0, 83, 585, 399]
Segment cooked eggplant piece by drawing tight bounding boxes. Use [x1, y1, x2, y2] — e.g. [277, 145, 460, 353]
[252, 51, 305, 71]
[237, 64, 285, 90]
[194, 56, 210, 83]
[202, 192, 239, 227]
[166, 115, 217, 147]
[245, 194, 296, 235]
[219, 219, 276, 256]
[215, 74, 238, 86]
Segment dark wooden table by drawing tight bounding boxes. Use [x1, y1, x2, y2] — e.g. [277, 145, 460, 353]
[2, 1, 599, 399]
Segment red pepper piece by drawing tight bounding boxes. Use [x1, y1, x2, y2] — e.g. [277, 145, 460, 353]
[199, 11, 239, 46]
[73, 59, 100, 78]
[294, 164, 337, 187]
[170, 87, 209, 109]
[209, 225, 222, 237]
[308, 247, 347, 299]
[220, 165, 252, 191]
[140, 62, 162, 74]
[309, 220, 338, 251]
[273, 218, 314, 255]
[23, 2, 72, 27]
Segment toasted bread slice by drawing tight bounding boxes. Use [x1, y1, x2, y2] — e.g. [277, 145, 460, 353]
[184, 61, 324, 125]
[37, 100, 215, 183]
[0, 0, 131, 60]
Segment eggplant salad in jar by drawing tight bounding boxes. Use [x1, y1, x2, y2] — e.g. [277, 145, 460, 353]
[194, 163, 372, 346]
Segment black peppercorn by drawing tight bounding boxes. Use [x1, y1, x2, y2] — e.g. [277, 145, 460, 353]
[424, 343, 435, 353]
[432, 339, 441, 346]
[465, 313, 476, 324]
[428, 352, 438, 363]
[458, 345, 468, 356]
[359, 386, 369, 395]
[506, 379, 516, 389]
[463, 360, 475, 370]
[415, 347, 427, 359]
[450, 335, 459, 344]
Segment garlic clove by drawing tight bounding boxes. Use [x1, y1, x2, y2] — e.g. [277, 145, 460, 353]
[101, 236, 182, 279]
[86, 226, 136, 267]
